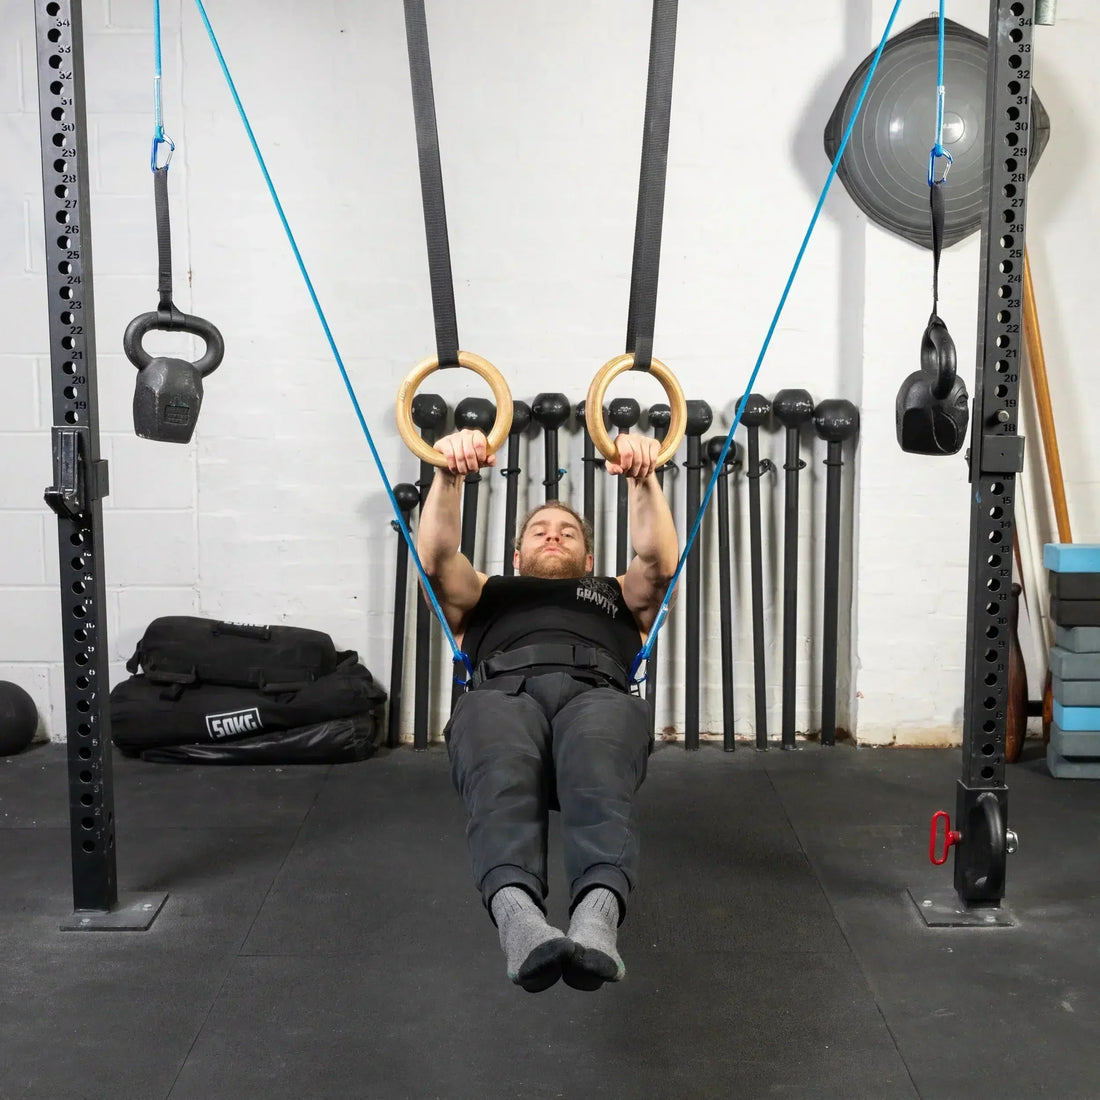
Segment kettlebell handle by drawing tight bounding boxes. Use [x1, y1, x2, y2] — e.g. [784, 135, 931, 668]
[921, 313, 957, 402]
[123, 309, 225, 377]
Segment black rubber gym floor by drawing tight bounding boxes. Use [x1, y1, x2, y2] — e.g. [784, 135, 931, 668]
[2, 739, 1097, 1099]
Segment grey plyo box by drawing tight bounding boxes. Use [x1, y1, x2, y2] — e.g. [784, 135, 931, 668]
[1050, 646, 1100, 680]
[1051, 597, 1100, 628]
[1053, 676, 1100, 706]
[1051, 573, 1100, 599]
[1056, 625, 1100, 653]
[1050, 724, 1100, 758]
[1047, 741, 1100, 780]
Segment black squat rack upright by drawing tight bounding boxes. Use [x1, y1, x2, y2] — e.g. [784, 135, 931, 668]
[33, 0, 166, 929]
[913, 0, 1036, 926]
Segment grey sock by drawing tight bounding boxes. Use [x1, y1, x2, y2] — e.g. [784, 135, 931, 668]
[490, 886, 572, 993]
[562, 887, 626, 991]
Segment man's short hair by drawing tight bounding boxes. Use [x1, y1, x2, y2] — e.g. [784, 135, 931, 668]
[514, 500, 594, 556]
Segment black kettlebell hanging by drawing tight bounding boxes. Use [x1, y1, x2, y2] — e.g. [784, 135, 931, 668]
[896, 12, 969, 456]
[124, 12, 223, 445]
[896, 185, 969, 455]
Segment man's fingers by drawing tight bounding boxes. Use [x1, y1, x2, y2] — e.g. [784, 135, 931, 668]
[472, 431, 497, 468]
[433, 429, 494, 476]
[610, 433, 660, 479]
[461, 433, 481, 474]
[433, 436, 459, 474]
[615, 435, 637, 477]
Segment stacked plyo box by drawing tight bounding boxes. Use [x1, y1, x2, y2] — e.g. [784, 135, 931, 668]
[1045, 544, 1100, 779]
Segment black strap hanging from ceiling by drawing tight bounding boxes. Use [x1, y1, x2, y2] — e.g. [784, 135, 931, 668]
[402, 0, 677, 374]
[403, 0, 460, 370]
[929, 183, 948, 335]
[922, 181, 960, 403]
[153, 166, 178, 316]
[625, 0, 678, 373]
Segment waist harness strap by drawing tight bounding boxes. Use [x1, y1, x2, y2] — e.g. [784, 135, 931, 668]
[471, 644, 628, 691]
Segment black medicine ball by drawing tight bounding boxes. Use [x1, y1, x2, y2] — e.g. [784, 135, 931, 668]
[0, 681, 38, 756]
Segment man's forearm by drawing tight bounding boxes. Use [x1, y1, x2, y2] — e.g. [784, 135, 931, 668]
[416, 470, 465, 574]
[627, 474, 679, 577]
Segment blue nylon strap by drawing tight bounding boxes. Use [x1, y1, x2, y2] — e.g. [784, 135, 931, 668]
[189, 0, 473, 685]
[928, 0, 953, 185]
[150, 0, 174, 170]
[630, 0, 908, 685]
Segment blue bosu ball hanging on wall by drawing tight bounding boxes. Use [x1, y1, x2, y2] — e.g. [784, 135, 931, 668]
[824, 17, 1050, 249]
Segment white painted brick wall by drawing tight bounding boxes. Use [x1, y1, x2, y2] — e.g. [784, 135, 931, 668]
[0, 434, 52, 508]
[0, 512, 47, 586]
[0, 355, 41, 429]
[2, 588, 64, 664]
[101, 511, 197, 587]
[103, 434, 195, 510]
[113, 585, 197, 665]
[2, 0, 1096, 745]
[0, 28, 22, 114]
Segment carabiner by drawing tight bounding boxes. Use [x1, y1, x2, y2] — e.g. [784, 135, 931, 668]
[150, 131, 175, 172]
[452, 651, 474, 690]
[927, 145, 953, 187]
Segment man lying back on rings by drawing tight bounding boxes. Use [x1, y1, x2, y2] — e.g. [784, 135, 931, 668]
[418, 426, 678, 992]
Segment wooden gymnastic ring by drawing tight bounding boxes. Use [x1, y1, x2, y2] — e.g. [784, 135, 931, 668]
[585, 353, 686, 468]
[395, 351, 513, 468]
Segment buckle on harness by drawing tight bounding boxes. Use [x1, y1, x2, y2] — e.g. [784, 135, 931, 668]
[571, 646, 601, 671]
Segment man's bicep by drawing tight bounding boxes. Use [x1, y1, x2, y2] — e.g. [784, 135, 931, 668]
[618, 560, 675, 633]
[427, 557, 487, 630]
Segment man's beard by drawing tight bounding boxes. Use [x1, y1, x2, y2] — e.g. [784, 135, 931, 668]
[517, 546, 588, 579]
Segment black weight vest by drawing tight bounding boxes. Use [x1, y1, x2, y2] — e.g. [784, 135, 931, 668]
[462, 575, 642, 687]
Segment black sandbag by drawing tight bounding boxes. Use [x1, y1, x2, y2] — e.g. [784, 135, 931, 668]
[126, 616, 343, 691]
[110, 655, 386, 759]
[134, 713, 381, 765]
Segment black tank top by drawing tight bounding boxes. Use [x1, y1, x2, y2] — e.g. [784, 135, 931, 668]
[462, 575, 642, 676]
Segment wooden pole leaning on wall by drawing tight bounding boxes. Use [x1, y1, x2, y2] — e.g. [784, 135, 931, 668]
[1022, 248, 1072, 749]
[1023, 250, 1071, 545]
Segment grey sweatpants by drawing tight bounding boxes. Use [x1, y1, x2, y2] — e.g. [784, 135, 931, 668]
[445, 671, 653, 920]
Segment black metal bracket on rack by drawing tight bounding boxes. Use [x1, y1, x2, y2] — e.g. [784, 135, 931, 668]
[35, 0, 166, 931]
[912, 0, 1036, 928]
[44, 426, 109, 518]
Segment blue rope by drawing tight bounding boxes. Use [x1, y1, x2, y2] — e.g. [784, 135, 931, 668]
[928, 0, 953, 185]
[189, 0, 473, 684]
[150, 0, 174, 170]
[630, 0, 908, 684]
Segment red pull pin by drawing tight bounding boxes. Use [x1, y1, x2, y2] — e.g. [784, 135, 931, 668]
[929, 811, 962, 865]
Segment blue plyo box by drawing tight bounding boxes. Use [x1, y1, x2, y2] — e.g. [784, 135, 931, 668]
[1044, 544, 1100, 573]
[1052, 700, 1100, 731]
